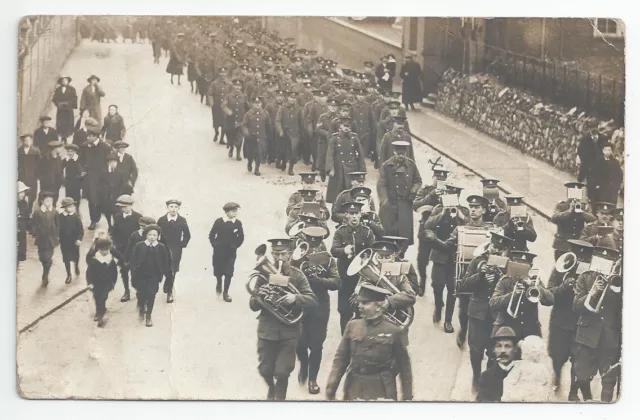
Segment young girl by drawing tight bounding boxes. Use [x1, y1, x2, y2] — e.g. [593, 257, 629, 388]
[86, 238, 118, 327]
[208, 202, 244, 302]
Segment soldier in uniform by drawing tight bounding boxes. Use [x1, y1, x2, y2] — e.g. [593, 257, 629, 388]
[286, 172, 318, 215]
[377, 116, 415, 168]
[241, 96, 272, 175]
[350, 88, 377, 161]
[210, 67, 232, 144]
[275, 91, 306, 175]
[264, 87, 284, 164]
[314, 98, 340, 181]
[331, 171, 373, 224]
[377, 140, 422, 258]
[413, 167, 449, 296]
[422, 184, 470, 333]
[222, 78, 249, 161]
[572, 246, 621, 402]
[331, 202, 376, 334]
[480, 179, 507, 223]
[547, 239, 594, 401]
[607, 207, 623, 253]
[326, 283, 413, 401]
[551, 182, 596, 260]
[489, 251, 554, 341]
[493, 195, 537, 251]
[303, 90, 328, 171]
[292, 226, 340, 395]
[250, 238, 317, 401]
[285, 189, 330, 233]
[459, 232, 513, 389]
[325, 117, 367, 203]
[580, 202, 615, 245]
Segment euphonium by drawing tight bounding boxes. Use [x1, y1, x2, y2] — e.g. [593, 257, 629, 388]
[347, 248, 415, 330]
[246, 253, 304, 326]
[291, 241, 309, 262]
[555, 251, 578, 284]
[585, 258, 622, 313]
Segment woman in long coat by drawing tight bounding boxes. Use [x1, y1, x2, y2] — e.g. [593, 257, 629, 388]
[52, 77, 78, 139]
[101, 105, 126, 146]
[166, 34, 186, 84]
[325, 119, 367, 203]
[400, 54, 423, 110]
[80, 75, 105, 124]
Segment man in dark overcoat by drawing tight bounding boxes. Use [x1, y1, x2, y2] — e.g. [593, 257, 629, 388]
[113, 141, 138, 194]
[18, 133, 40, 207]
[38, 141, 64, 206]
[52, 76, 78, 140]
[241, 96, 272, 176]
[33, 116, 59, 151]
[209, 202, 244, 302]
[324, 117, 366, 203]
[275, 91, 306, 175]
[399, 52, 423, 111]
[593, 143, 623, 205]
[222, 78, 249, 160]
[81, 126, 112, 230]
[577, 123, 605, 204]
[101, 154, 128, 230]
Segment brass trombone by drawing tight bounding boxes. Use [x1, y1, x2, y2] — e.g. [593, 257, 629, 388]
[584, 258, 622, 313]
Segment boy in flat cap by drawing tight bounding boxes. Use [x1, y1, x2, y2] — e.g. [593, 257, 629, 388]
[58, 197, 84, 284]
[86, 238, 118, 328]
[125, 216, 156, 267]
[52, 76, 78, 141]
[274, 90, 306, 175]
[31, 191, 60, 286]
[222, 79, 248, 161]
[326, 283, 413, 401]
[325, 117, 367, 203]
[251, 238, 317, 401]
[241, 96, 272, 176]
[551, 182, 596, 261]
[38, 141, 64, 206]
[80, 75, 106, 124]
[111, 195, 142, 302]
[129, 224, 174, 327]
[157, 199, 191, 303]
[101, 154, 128, 230]
[63, 144, 84, 204]
[18, 133, 41, 207]
[33, 116, 59, 151]
[113, 141, 138, 195]
[209, 202, 244, 302]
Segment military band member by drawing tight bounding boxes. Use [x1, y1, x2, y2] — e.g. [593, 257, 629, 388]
[223, 79, 249, 161]
[332, 202, 376, 334]
[209, 202, 244, 302]
[493, 195, 537, 251]
[331, 171, 374, 223]
[285, 189, 330, 231]
[460, 232, 513, 389]
[275, 91, 306, 175]
[422, 184, 470, 333]
[286, 172, 318, 215]
[580, 202, 615, 245]
[157, 199, 191, 303]
[480, 179, 507, 223]
[413, 166, 449, 296]
[113, 141, 138, 195]
[607, 208, 623, 253]
[547, 239, 594, 401]
[377, 140, 422, 258]
[551, 182, 596, 260]
[251, 238, 317, 401]
[347, 186, 384, 239]
[489, 251, 554, 340]
[377, 116, 415, 168]
[326, 283, 413, 401]
[292, 226, 341, 395]
[241, 96, 272, 175]
[325, 117, 367, 203]
[382, 236, 420, 293]
[572, 246, 621, 402]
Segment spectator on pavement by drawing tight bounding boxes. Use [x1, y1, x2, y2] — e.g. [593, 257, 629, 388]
[400, 52, 423, 111]
[593, 143, 623, 205]
[577, 123, 606, 204]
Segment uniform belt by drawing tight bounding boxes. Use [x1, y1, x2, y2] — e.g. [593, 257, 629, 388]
[351, 365, 393, 375]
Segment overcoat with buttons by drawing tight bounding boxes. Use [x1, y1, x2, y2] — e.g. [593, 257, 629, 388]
[551, 201, 596, 252]
[241, 107, 272, 161]
[350, 100, 377, 156]
[325, 132, 367, 203]
[315, 111, 338, 174]
[222, 90, 249, 131]
[377, 129, 415, 168]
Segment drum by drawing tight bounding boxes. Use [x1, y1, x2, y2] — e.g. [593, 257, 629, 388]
[455, 226, 496, 295]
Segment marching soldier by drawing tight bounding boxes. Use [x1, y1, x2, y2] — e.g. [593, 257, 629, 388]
[493, 195, 537, 251]
[326, 283, 413, 401]
[241, 96, 272, 176]
[292, 226, 340, 395]
[422, 184, 470, 333]
[489, 251, 554, 341]
[551, 182, 596, 260]
[413, 166, 449, 296]
[210, 67, 232, 144]
[547, 239, 594, 401]
[580, 202, 615, 245]
[303, 89, 328, 171]
[285, 189, 330, 233]
[222, 79, 249, 161]
[459, 232, 513, 389]
[265, 87, 284, 163]
[351, 88, 377, 161]
[331, 171, 374, 224]
[607, 207, 623, 253]
[325, 117, 367, 203]
[331, 202, 376, 334]
[250, 238, 317, 400]
[377, 140, 422, 258]
[572, 246, 621, 402]
[377, 116, 415, 168]
[314, 98, 340, 181]
[275, 91, 306, 175]
[480, 179, 507, 223]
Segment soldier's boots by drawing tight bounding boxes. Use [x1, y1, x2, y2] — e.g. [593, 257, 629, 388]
[223, 293, 232, 303]
[308, 381, 320, 395]
[298, 363, 309, 385]
[444, 322, 454, 334]
[456, 328, 467, 348]
[433, 307, 441, 323]
[215, 277, 222, 295]
[121, 291, 130, 302]
[288, 163, 295, 176]
[274, 376, 289, 401]
[145, 314, 153, 327]
[167, 292, 174, 303]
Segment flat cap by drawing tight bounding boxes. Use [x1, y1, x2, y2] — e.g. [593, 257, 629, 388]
[223, 202, 240, 212]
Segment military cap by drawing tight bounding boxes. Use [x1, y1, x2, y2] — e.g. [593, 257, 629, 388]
[106, 153, 118, 162]
[87, 74, 100, 83]
[166, 199, 182, 206]
[113, 141, 129, 149]
[275, 89, 286, 96]
[251, 96, 263, 104]
[58, 76, 72, 84]
[467, 195, 489, 207]
[446, 184, 464, 195]
[254, 67, 265, 74]
[350, 186, 372, 198]
[592, 246, 620, 261]
[288, 91, 299, 98]
[239, 64, 249, 70]
[481, 179, 500, 189]
[392, 115, 407, 124]
[223, 202, 240, 212]
[504, 195, 524, 206]
[299, 172, 318, 184]
[372, 241, 399, 256]
[348, 171, 367, 182]
[380, 89, 392, 96]
[298, 189, 318, 200]
[357, 283, 392, 302]
[40, 115, 52, 122]
[95, 238, 113, 251]
[302, 81, 313, 88]
[302, 226, 328, 238]
[595, 202, 616, 214]
[284, 68, 292, 74]
[354, 88, 366, 95]
[116, 194, 134, 206]
[139, 216, 156, 227]
[299, 213, 322, 224]
[490, 232, 513, 248]
[387, 101, 402, 109]
[382, 236, 408, 248]
[342, 201, 364, 213]
[219, 67, 228, 72]
[232, 79, 243, 86]
[268, 238, 293, 251]
[40, 190, 56, 199]
[60, 197, 76, 208]
[339, 102, 352, 108]
[17, 181, 30, 194]
[509, 250, 537, 264]
[612, 207, 623, 219]
[392, 140, 410, 149]
[327, 98, 340, 106]
[491, 326, 517, 340]
[64, 143, 79, 152]
[564, 181, 585, 190]
[331, 79, 343, 86]
[264, 56, 275, 62]
[390, 92, 402, 99]
[315, 56, 325, 63]
[567, 239, 594, 262]
[143, 224, 162, 236]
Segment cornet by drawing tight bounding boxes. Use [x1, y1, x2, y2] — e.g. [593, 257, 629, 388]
[507, 269, 543, 318]
[584, 258, 622, 313]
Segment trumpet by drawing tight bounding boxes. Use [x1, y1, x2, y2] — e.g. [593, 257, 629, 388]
[445, 206, 458, 218]
[507, 269, 543, 318]
[487, 200, 500, 216]
[584, 258, 622, 313]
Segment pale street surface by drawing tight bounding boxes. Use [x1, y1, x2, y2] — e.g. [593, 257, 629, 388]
[17, 40, 602, 401]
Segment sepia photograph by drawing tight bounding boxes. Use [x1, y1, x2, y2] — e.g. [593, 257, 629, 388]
[14, 12, 625, 404]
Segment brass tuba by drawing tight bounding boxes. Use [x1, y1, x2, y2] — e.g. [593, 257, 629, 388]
[246, 249, 304, 326]
[555, 251, 578, 284]
[347, 248, 414, 330]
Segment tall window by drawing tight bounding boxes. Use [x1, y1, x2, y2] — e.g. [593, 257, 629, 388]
[593, 18, 624, 38]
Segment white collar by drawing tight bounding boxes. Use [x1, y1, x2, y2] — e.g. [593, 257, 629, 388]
[23, 146, 30, 152]
[66, 154, 78, 161]
[63, 211, 76, 216]
[42, 127, 49, 132]
[92, 139, 100, 146]
[122, 211, 132, 218]
[94, 252, 113, 264]
[117, 151, 125, 158]
[167, 214, 179, 222]
[498, 361, 515, 372]
[145, 240, 158, 247]
[223, 215, 236, 223]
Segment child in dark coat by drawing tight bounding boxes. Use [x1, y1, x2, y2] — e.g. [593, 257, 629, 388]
[63, 144, 84, 204]
[208, 202, 244, 302]
[31, 191, 60, 286]
[86, 238, 118, 327]
[156, 199, 191, 303]
[59, 197, 84, 284]
[17, 182, 31, 264]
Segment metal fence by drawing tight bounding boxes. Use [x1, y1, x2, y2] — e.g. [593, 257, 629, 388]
[473, 43, 625, 124]
[18, 16, 79, 136]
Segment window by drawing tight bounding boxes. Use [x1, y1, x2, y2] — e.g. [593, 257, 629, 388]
[592, 18, 624, 38]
